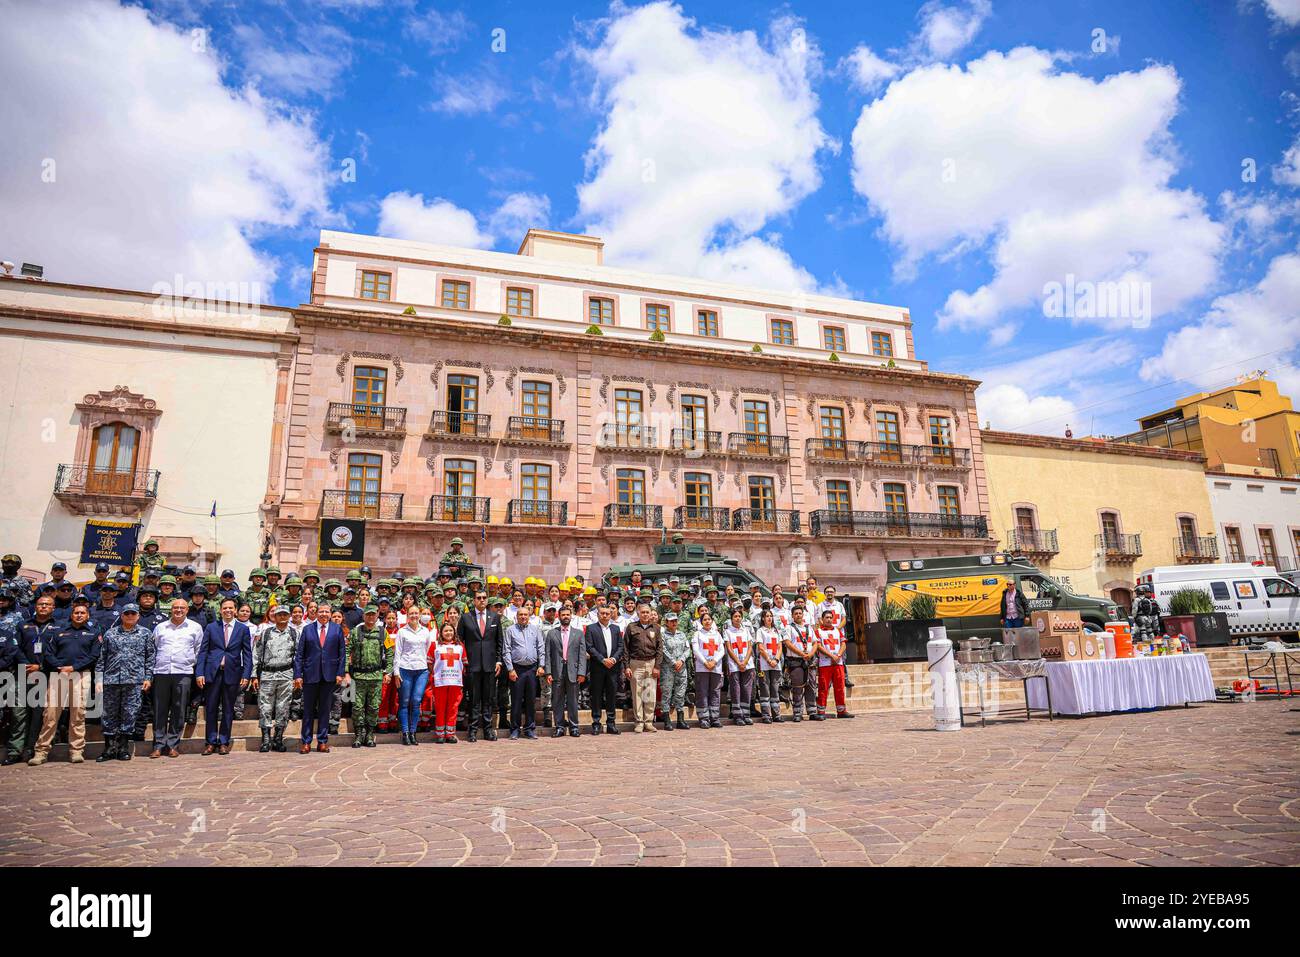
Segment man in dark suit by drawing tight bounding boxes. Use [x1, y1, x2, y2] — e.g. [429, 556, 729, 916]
[583, 604, 623, 735]
[546, 606, 587, 737]
[195, 598, 253, 755]
[293, 604, 348, 753]
[457, 590, 502, 742]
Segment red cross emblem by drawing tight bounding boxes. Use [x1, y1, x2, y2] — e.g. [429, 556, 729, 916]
[764, 637, 781, 658]
[732, 638, 748, 657]
[701, 636, 719, 657]
[822, 634, 839, 652]
[438, 646, 461, 667]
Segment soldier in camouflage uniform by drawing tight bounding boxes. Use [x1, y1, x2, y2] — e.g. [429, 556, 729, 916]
[1, 555, 35, 611]
[133, 540, 166, 582]
[217, 569, 242, 604]
[658, 612, 692, 730]
[321, 578, 344, 611]
[253, 605, 297, 752]
[97, 604, 156, 762]
[157, 574, 180, 608]
[348, 606, 388, 747]
[439, 536, 470, 569]
[243, 569, 272, 624]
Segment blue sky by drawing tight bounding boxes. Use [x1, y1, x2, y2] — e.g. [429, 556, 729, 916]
[2, 0, 1298, 436]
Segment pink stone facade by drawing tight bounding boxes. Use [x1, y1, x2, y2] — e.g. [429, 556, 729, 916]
[267, 306, 993, 609]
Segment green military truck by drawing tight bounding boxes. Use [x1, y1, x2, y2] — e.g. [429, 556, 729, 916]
[883, 552, 1121, 643]
[602, 538, 768, 594]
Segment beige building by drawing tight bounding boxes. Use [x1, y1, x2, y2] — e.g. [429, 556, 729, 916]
[0, 276, 295, 579]
[982, 431, 1216, 610]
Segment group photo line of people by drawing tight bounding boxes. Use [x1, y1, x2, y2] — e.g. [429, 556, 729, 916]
[0, 539, 855, 765]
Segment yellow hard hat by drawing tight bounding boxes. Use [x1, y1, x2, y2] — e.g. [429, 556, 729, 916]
[486, 575, 499, 585]
[536, 578, 547, 588]
[500, 577, 512, 586]
[584, 586, 597, 596]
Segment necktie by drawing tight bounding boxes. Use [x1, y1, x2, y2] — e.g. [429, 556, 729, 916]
[223, 622, 230, 646]
[318, 625, 326, 648]
[479, 612, 485, 634]
[562, 628, 569, 658]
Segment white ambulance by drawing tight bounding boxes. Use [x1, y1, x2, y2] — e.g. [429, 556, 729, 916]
[1136, 563, 1300, 642]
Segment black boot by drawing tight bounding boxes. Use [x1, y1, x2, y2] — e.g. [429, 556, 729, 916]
[259, 729, 272, 753]
[96, 736, 118, 763]
[272, 730, 286, 752]
[117, 735, 133, 760]
[662, 714, 673, 731]
[676, 710, 689, 729]
[543, 709, 552, 729]
[351, 727, 361, 748]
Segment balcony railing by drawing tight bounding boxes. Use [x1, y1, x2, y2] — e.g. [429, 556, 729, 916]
[670, 429, 723, 453]
[426, 495, 490, 523]
[507, 499, 568, 525]
[915, 445, 971, 468]
[597, 423, 658, 449]
[428, 410, 492, 438]
[860, 441, 912, 466]
[727, 432, 790, 458]
[603, 503, 663, 528]
[1277, 555, 1296, 572]
[810, 510, 988, 538]
[805, 438, 862, 462]
[505, 416, 565, 443]
[322, 489, 403, 520]
[54, 464, 160, 498]
[1096, 533, 1142, 561]
[673, 505, 731, 530]
[325, 402, 406, 434]
[1006, 528, 1059, 556]
[1174, 535, 1219, 563]
[731, 507, 801, 534]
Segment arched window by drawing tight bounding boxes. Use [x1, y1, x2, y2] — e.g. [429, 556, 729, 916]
[88, 423, 139, 494]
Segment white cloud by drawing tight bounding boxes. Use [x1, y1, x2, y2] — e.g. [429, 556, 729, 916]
[917, 0, 992, 59]
[377, 192, 494, 248]
[1141, 247, 1300, 400]
[232, 22, 354, 99]
[405, 7, 472, 55]
[430, 71, 509, 114]
[849, 47, 1222, 333]
[376, 191, 551, 249]
[0, 0, 335, 297]
[976, 383, 1076, 432]
[1258, 0, 1300, 28]
[1274, 133, 1300, 186]
[572, 2, 835, 293]
[841, 45, 900, 93]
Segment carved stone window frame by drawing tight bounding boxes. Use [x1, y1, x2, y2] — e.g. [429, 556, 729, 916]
[73, 386, 161, 474]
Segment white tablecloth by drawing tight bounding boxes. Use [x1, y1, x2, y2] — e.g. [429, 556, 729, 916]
[1025, 654, 1215, 716]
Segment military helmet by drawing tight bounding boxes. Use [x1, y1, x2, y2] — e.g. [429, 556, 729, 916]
[143, 539, 158, 549]
[265, 566, 281, 576]
[449, 537, 464, 546]
[302, 568, 321, 582]
[159, 575, 177, 586]
[249, 568, 266, 581]
[285, 575, 303, 587]
[324, 578, 342, 590]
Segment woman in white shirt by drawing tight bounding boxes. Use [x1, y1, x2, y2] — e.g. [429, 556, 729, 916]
[754, 608, 784, 724]
[691, 610, 725, 729]
[392, 610, 434, 745]
[724, 608, 756, 726]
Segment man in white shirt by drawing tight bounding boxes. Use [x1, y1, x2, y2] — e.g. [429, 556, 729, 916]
[148, 599, 204, 758]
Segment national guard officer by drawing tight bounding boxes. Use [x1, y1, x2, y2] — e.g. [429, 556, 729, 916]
[347, 605, 387, 748]
[134, 540, 166, 581]
[321, 578, 344, 611]
[157, 574, 179, 607]
[97, 603, 155, 762]
[253, 605, 297, 753]
[0, 555, 34, 610]
[658, 612, 692, 731]
[243, 569, 272, 624]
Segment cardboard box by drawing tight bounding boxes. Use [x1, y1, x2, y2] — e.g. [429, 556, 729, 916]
[1079, 631, 1101, 660]
[1039, 632, 1087, 661]
[1032, 609, 1082, 638]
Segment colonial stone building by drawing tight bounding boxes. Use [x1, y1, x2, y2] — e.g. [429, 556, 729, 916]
[265, 228, 993, 601]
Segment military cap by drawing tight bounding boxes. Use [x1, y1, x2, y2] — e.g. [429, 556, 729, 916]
[71, 595, 91, 607]
[95, 561, 110, 572]
[449, 537, 464, 546]
[363, 604, 379, 615]
[115, 570, 131, 580]
[100, 580, 118, 592]
[56, 580, 76, 591]
[664, 612, 679, 621]
[676, 584, 692, 594]
[271, 605, 290, 616]
[121, 602, 140, 614]
[701, 574, 714, 582]
[51, 561, 67, 571]
[489, 596, 506, 607]
[249, 568, 266, 580]
[343, 586, 356, 595]
[36, 582, 55, 594]
[658, 589, 672, 599]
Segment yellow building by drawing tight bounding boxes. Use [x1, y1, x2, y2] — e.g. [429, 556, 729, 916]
[982, 431, 1215, 611]
[1111, 373, 1300, 478]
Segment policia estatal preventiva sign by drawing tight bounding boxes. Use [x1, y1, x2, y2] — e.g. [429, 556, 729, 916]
[318, 517, 365, 567]
[80, 519, 141, 567]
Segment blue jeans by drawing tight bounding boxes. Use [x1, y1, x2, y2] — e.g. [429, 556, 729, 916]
[397, 668, 428, 733]
[1003, 617, 1024, 629]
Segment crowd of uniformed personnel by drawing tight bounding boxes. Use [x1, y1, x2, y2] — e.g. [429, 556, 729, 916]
[0, 535, 855, 764]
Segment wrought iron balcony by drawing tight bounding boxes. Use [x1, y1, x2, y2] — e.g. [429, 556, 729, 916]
[597, 423, 658, 449]
[1006, 528, 1059, 557]
[670, 429, 723, 454]
[810, 509, 988, 538]
[507, 499, 569, 525]
[673, 505, 731, 530]
[1096, 533, 1142, 561]
[915, 445, 971, 468]
[1174, 536, 1219, 563]
[805, 438, 863, 462]
[859, 441, 911, 466]
[426, 495, 490, 523]
[731, 508, 801, 534]
[324, 402, 406, 435]
[505, 416, 565, 443]
[322, 489, 403, 520]
[54, 465, 160, 514]
[602, 503, 663, 528]
[727, 432, 789, 458]
[428, 410, 492, 438]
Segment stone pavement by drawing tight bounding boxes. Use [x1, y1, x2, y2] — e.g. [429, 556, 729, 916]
[0, 702, 1296, 867]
